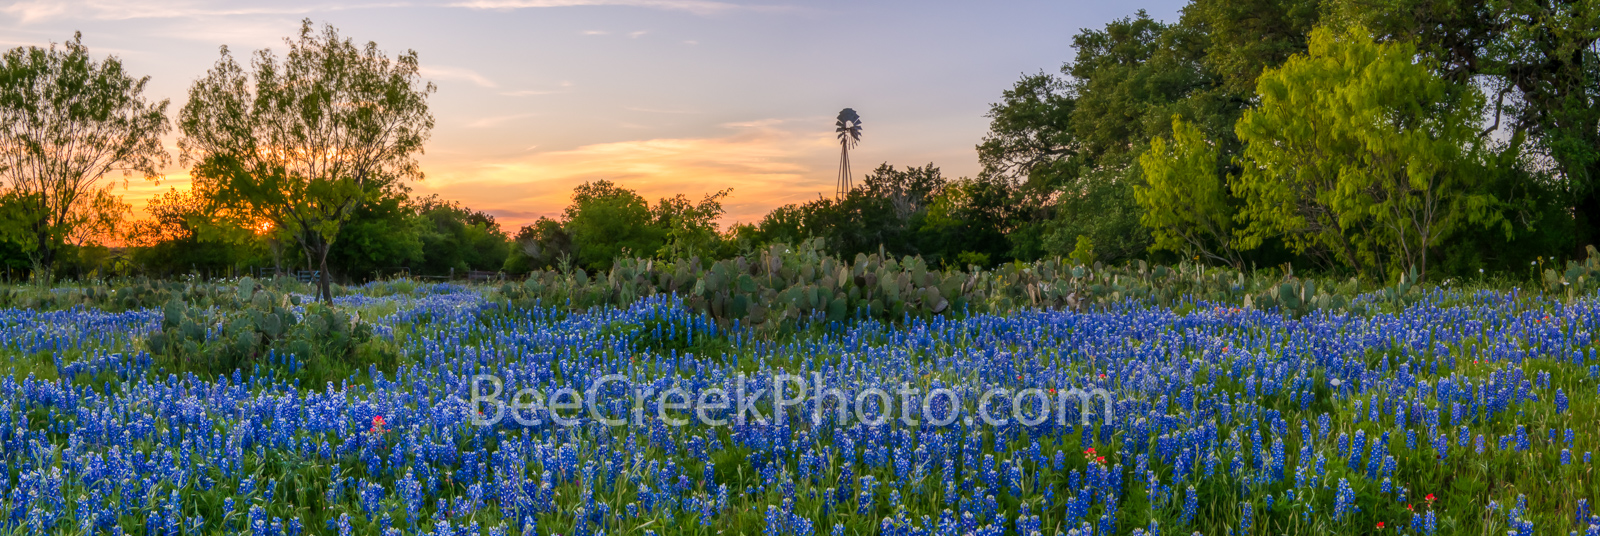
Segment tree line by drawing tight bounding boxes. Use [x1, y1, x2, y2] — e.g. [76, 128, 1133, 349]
[1, 2, 1595, 297]
[975, 0, 1596, 281]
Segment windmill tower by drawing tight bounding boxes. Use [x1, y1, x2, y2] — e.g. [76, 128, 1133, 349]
[835, 108, 862, 199]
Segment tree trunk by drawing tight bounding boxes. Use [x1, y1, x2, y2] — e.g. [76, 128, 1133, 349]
[270, 236, 283, 276]
[31, 237, 55, 286]
[318, 246, 333, 302]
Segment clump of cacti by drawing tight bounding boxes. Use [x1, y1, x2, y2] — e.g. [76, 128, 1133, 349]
[145, 276, 373, 378]
[0, 275, 333, 312]
[1539, 245, 1600, 299]
[497, 238, 1454, 328]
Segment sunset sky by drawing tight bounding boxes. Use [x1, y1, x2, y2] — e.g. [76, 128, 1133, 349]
[2, 0, 1185, 229]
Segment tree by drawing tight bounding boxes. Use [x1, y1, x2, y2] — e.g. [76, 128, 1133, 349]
[1039, 167, 1150, 264]
[1183, 0, 1322, 96]
[977, 12, 1217, 265]
[503, 217, 572, 274]
[919, 173, 1018, 267]
[653, 189, 730, 260]
[1336, 0, 1599, 250]
[63, 189, 129, 252]
[974, 4, 1335, 266]
[179, 20, 435, 301]
[564, 181, 664, 272]
[325, 189, 423, 280]
[126, 186, 262, 276]
[976, 72, 1079, 193]
[0, 33, 170, 282]
[1232, 26, 1501, 279]
[792, 163, 950, 261]
[737, 204, 808, 250]
[1135, 117, 1240, 266]
[412, 195, 509, 276]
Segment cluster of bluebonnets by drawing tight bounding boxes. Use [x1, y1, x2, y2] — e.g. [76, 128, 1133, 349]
[0, 280, 1596, 535]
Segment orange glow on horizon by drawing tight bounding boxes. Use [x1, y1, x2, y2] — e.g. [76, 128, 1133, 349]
[121, 120, 854, 233]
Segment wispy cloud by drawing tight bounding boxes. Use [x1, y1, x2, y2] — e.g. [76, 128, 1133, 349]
[628, 30, 647, 38]
[414, 119, 836, 227]
[419, 65, 497, 88]
[1, 0, 408, 23]
[626, 106, 697, 114]
[0, 33, 142, 55]
[466, 112, 541, 128]
[499, 80, 572, 97]
[446, 0, 780, 16]
[500, 89, 563, 96]
[582, 29, 608, 35]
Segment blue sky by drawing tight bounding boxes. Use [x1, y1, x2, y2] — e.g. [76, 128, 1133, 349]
[1, 0, 1187, 228]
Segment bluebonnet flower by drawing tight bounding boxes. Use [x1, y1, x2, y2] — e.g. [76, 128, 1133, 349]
[857, 476, 876, 515]
[1333, 479, 1355, 522]
[1181, 487, 1197, 526]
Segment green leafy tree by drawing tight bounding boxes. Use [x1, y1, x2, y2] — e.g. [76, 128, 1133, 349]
[178, 20, 435, 301]
[1039, 167, 1150, 263]
[0, 33, 170, 282]
[1337, 0, 1599, 247]
[412, 195, 509, 276]
[0, 195, 36, 277]
[978, 12, 1216, 264]
[977, 5, 1328, 266]
[1135, 116, 1240, 266]
[126, 186, 262, 276]
[653, 189, 730, 260]
[503, 217, 572, 274]
[919, 174, 1017, 267]
[1183, 0, 1322, 96]
[1068, 234, 1096, 266]
[778, 163, 951, 261]
[325, 189, 423, 280]
[564, 181, 664, 272]
[1233, 26, 1501, 279]
[976, 72, 1079, 193]
[736, 204, 808, 250]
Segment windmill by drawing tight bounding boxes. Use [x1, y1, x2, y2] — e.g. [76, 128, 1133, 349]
[835, 108, 862, 199]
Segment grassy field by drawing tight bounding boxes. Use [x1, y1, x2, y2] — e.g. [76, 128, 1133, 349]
[0, 274, 1590, 536]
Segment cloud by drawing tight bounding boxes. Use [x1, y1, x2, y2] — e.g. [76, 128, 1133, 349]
[0, 0, 67, 23]
[465, 112, 541, 128]
[628, 30, 647, 38]
[582, 30, 608, 35]
[0, 33, 142, 56]
[447, 0, 778, 16]
[500, 89, 563, 96]
[625, 106, 697, 114]
[419, 65, 497, 88]
[1, 0, 408, 23]
[414, 119, 837, 228]
[499, 81, 571, 97]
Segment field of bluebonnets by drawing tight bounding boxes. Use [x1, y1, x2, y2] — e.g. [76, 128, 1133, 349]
[5, 245, 1600, 536]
